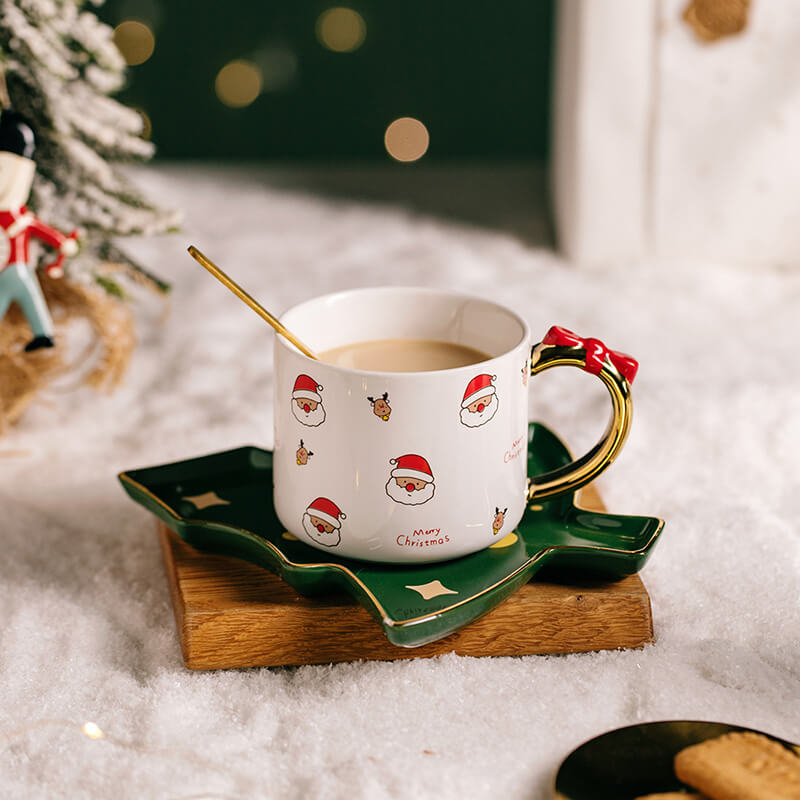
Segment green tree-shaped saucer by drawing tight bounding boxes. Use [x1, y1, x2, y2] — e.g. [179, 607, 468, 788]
[119, 423, 663, 647]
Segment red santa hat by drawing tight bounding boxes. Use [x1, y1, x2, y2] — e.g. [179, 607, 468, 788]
[461, 374, 496, 408]
[306, 497, 346, 528]
[389, 454, 434, 483]
[292, 374, 323, 403]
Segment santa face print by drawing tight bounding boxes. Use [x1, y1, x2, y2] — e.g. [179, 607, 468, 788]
[291, 374, 326, 427]
[301, 497, 346, 548]
[460, 373, 499, 428]
[385, 454, 436, 506]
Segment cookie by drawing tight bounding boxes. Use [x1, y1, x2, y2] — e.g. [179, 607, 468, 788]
[674, 731, 800, 800]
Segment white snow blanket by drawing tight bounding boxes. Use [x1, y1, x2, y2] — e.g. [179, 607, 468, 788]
[2, 165, 799, 799]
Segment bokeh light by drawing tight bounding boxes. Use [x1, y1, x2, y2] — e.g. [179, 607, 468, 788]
[215, 60, 263, 108]
[81, 722, 104, 740]
[316, 7, 366, 53]
[113, 20, 155, 66]
[384, 117, 430, 162]
[135, 108, 152, 140]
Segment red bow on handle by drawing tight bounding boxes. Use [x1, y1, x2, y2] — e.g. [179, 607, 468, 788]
[542, 326, 638, 384]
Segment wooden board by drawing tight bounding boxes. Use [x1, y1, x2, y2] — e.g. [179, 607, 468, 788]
[158, 485, 653, 669]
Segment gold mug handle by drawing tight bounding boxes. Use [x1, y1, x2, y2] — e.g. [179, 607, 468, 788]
[527, 326, 638, 502]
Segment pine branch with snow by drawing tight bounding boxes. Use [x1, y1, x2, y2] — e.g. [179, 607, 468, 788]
[0, 0, 180, 293]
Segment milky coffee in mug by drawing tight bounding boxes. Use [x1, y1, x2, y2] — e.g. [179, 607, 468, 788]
[319, 338, 489, 372]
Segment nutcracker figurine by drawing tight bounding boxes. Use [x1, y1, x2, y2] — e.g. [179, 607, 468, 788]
[0, 109, 78, 351]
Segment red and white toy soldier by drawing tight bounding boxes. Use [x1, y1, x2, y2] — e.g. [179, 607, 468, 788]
[459, 373, 499, 428]
[0, 109, 79, 351]
[291, 373, 326, 427]
[385, 453, 436, 505]
[302, 497, 346, 547]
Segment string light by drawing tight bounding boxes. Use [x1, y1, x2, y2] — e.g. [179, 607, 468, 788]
[113, 20, 155, 66]
[81, 721, 104, 739]
[0, 720, 246, 796]
[384, 117, 430, 163]
[315, 7, 366, 53]
[214, 60, 263, 108]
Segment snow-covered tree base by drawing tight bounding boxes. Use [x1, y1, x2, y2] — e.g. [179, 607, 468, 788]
[0, 270, 136, 430]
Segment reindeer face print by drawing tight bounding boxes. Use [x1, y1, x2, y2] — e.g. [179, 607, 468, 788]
[367, 392, 391, 421]
[296, 439, 313, 465]
[492, 506, 508, 535]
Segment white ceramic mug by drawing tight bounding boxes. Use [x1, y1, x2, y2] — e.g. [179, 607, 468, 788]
[274, 287, 637, 563]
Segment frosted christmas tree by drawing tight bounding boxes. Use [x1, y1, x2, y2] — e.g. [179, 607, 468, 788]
[0, 0, 179, 427]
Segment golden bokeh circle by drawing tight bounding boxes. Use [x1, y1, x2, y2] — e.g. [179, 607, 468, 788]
[113, 20, 155, 66]
[215, 60, 263, 108]
[133, 108, 152, 140]
[316, 7, 367, 53]
[384, 117, 430, 163]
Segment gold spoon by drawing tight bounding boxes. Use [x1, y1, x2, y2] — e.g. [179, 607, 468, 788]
[187, 245, 319, 361]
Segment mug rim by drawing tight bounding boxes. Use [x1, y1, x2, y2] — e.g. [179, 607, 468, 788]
[277, 285, 531, 378]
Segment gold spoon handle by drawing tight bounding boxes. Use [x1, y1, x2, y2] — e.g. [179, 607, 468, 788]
[188, 246, 319, 361]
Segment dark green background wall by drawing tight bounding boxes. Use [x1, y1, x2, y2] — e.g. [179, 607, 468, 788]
[99, 0, 554, 161]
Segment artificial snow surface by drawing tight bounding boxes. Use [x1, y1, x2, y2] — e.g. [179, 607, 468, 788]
[2, 165, 799, 799]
